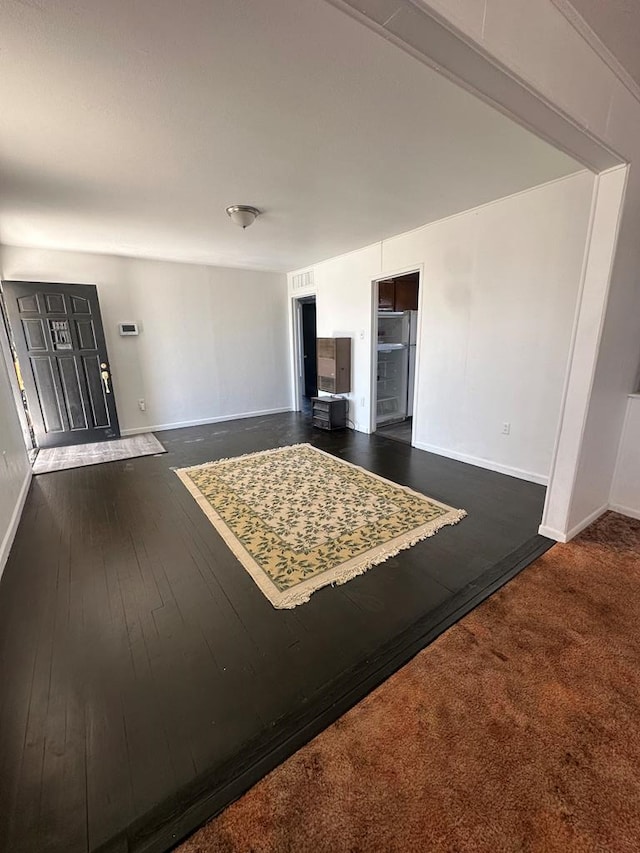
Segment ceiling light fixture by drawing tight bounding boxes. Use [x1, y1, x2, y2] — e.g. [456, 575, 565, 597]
[226, 205, 261, 229]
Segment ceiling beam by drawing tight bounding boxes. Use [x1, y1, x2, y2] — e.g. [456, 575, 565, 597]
[326, 0, 624, 172]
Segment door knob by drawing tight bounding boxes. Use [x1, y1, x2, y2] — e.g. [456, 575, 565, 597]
[100, 364, 111, 394]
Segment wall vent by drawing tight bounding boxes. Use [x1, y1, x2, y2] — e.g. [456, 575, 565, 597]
[291, 270, 314, 291]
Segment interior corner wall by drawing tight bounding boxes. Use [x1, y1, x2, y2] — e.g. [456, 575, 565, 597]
[291, 169, 595, 482]
[0, 246, 291, 435]
[0, 265, 31, 579]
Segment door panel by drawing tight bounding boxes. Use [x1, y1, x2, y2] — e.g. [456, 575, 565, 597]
[71, 295, 90, 314]
[83, 355, 111, 427]
[31, 356, 65, 433]
[76, 319, 96, 350]
[22, 319, 47, 351]
[45, 292, 66, 313]
[3, 280, 120, 448]
[58, 356, 89, 430]
[17, 294, 39, 313]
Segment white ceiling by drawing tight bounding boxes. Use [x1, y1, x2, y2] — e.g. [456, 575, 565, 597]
[0, 0, 582, 273]
[564, 0, 640, 88]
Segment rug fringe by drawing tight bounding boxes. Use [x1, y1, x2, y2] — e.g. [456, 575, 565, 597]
[274, 508, 467, 609]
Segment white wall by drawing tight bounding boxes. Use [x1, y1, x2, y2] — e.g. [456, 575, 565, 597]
[313, 244, 382, 433]
[610, 395, 640, 520]
[1, 247, 290, 434]
[0, 358, 31, 577]
[385, 171, 595, 482]
[290, 170, 595, 483]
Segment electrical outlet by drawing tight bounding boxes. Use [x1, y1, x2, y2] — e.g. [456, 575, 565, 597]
[359, 329, 365, 340]
[360, 396, 365, 407]
[502, 422, 511, 435]
[138, 399, 146, 412]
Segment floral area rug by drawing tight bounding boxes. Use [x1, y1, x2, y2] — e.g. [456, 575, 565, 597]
[175, 443, 466, 609]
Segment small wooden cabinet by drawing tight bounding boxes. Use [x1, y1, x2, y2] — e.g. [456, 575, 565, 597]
[312, 396, 348, 430]
[317, 337, 351, 394]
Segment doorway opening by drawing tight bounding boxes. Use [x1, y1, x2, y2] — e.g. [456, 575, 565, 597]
[372, 271, 420, 445]
[295, 295, 317, 415]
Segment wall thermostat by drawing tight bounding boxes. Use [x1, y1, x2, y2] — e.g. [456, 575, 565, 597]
[118, 322, 139, 336]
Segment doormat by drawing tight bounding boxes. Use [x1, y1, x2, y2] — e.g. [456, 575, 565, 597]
[175, 444, 466, 609]
[33, 433, 166, 474]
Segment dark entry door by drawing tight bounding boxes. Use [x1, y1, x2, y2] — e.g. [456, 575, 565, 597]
[301, 300, 317, 398]
[3, 281, 120, 449]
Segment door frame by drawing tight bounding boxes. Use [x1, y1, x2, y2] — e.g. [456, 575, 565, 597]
[370, 265, 424, 444]
[291, 293, 317, 412]
[0, 288, 36, 452]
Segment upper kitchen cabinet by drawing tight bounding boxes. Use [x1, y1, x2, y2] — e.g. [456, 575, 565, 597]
[378, 272, 419, 311]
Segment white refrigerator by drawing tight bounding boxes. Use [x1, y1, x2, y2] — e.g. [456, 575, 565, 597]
[376, 311, 417, 426]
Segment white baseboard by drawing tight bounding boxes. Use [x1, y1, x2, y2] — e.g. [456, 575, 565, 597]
[412, 440, 548, 486]
[608, 502, 640, 521]
[0, 468, 32, 580]
[537, 526, 567, 542]
[120, 407, 293, 436]
[539, 503, 608, 542]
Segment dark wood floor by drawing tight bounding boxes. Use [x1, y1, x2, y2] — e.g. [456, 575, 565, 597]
[376, 417, 413, 444]
[0, 413, 551, 853]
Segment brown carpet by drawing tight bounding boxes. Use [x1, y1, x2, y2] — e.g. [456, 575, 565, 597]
[178, 511, 640, 853]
